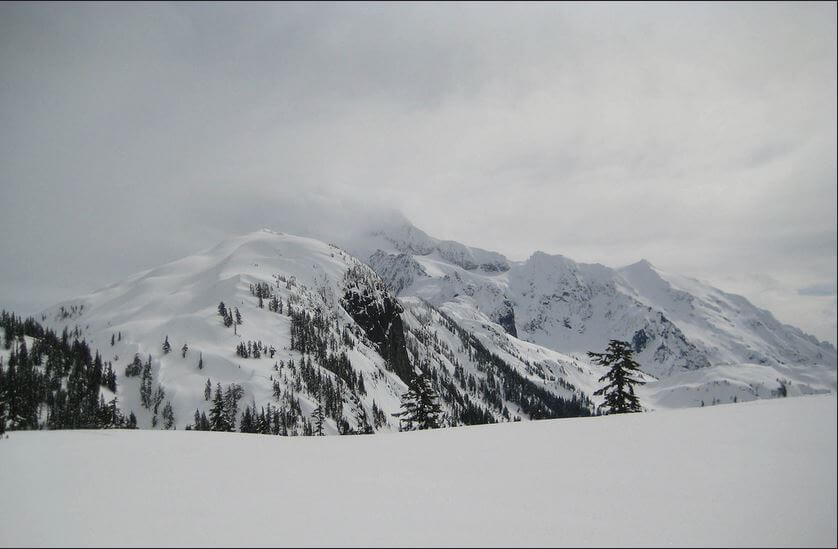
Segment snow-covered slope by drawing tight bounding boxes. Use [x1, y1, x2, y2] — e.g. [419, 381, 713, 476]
[2, 394, 835, 547]
[342, 220, 836, 408]
[28, 223, 836, 428]
[35, 229, 595, 432]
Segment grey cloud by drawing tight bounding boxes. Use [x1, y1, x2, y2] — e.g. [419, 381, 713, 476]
[0, 2, 835, 343]
[799, 283, 837, 297]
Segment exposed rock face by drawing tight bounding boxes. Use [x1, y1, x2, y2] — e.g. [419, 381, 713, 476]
[340, 264, 414, 385]
[495, 299, 518, 338]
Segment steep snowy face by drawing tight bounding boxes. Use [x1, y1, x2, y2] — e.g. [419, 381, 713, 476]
[618, 260, 837, 368]
[509, 252, 710, 377]
[356, 222, 836, 369]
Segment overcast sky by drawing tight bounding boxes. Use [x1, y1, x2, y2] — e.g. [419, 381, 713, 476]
[1, 2, 835, 344]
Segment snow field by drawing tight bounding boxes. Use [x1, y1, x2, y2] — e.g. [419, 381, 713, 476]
[1, 394, 834, 547]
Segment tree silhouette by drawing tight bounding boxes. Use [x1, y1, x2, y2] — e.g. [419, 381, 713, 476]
[588, 340, 645, 414]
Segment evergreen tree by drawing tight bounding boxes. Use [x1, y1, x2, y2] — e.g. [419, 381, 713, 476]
[234, 307, 242, 325]
[198, 352, 203, 370]
[0, 378, 6, 436]
[140, 356, 153, 408]
[393, 373, 443, 431]
[588, 340, 645, 414]
[209, 384, 228, 431]
[240, 405, 255, 433]
[153, 385, 166, 415]
[313, 400, 326, 436]
[162, 335, 171, 354]
[125, 353, 142, 377]
[127, 411, 137, 429]
[181, 342, 188, 358]
[204, 378, 212, 401]
[162, 401, 175, 429]
[223, 384, 243, 431]
[111, 333, 115, 346]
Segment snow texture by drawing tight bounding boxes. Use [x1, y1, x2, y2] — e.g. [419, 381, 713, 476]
[1, 394, 835, 547]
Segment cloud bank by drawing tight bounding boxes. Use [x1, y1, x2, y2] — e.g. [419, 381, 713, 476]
[0, 2, 835, 343]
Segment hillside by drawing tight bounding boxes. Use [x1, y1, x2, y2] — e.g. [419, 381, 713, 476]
[1, 394, 834, 547]
[22, 229, 593, 433]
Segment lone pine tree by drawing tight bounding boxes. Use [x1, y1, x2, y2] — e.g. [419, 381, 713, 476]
[588, 339, 645, 414]
[312, 400, 326, 436]
[393, 373, 443, 431]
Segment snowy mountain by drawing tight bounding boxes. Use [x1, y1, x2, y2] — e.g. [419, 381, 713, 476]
[339, 220, 836, 407]
[31, 229, 594, 433]
[20, 222, 835, 433]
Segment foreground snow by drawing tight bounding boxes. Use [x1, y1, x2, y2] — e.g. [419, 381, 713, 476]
[1, 395, 835, 547]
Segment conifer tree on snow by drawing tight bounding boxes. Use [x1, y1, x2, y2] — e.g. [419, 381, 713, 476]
[234, 307, 242, 325]
[181, 342, 188, 358]
[393, 373, 443, 431]
[209, 383, 228, 431]
[312, 399, 326, 436]
[204, 378, 212, 401]
[198, 352, 203, 370]
[162, 335, 171, 354]
[162, 401, 175, 429]
[588, 340, 645, 414]
[0, 382, 6, 436]
[240, 405, 255, 433]
[140, 356, 153, 408]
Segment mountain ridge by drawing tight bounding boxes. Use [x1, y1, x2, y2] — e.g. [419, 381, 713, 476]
[11, 224, 833, 434]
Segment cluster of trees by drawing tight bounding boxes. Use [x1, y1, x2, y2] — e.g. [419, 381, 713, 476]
[235, 340, 275, 359]
[124, 351, 173, 428]
[238, 402, 291, 435]
[192, 379, 333, 436]
[0, 310, 133, 431]
[217, 302, 242, 329]
[249, 282, 286, 314]
[287, 309, 366, 396]
[289, 307, 330, 358]
[190, 382, 244, 432]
